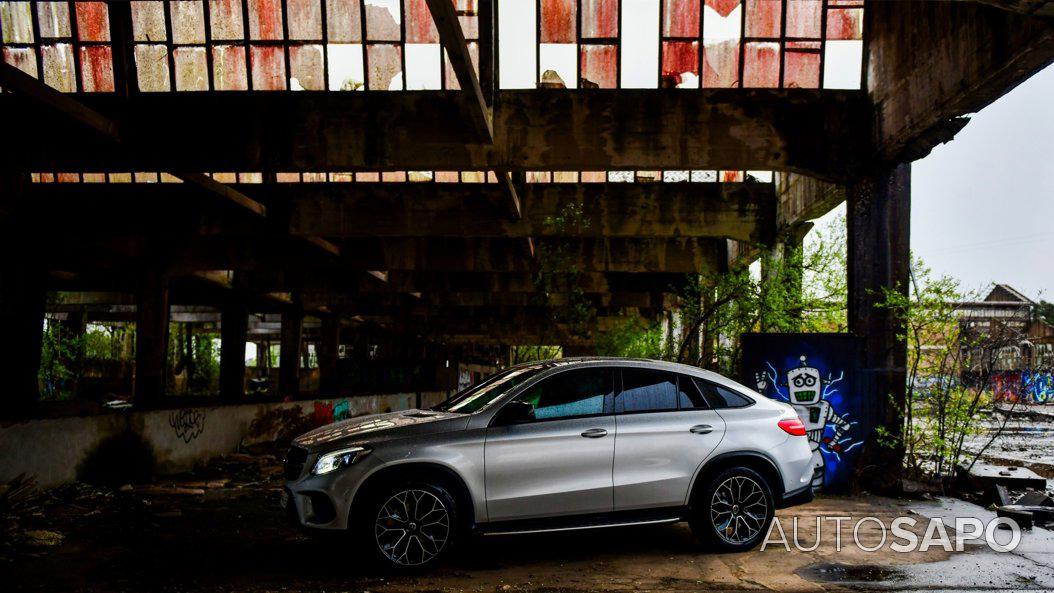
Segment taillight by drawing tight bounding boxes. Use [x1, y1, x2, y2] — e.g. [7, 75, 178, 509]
[778, 418, 807, 436]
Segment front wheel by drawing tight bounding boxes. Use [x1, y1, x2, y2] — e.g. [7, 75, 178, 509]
[690, 466, 775, 552]
[365, 482, 458, 571]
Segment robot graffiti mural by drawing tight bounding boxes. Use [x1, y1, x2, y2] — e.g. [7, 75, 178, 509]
[741, 334, 872, 492]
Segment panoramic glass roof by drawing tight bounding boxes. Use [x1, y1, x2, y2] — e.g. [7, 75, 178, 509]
[1, 0, 863, 93]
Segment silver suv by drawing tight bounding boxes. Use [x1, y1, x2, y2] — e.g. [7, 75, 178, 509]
[283, 358, 814, 569]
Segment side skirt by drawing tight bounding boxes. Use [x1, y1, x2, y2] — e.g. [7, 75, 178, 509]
[476, 507, 689, 536]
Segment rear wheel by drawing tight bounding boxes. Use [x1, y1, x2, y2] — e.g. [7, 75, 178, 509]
[364, 482, 458, 571]
[690, 466, 775, 552]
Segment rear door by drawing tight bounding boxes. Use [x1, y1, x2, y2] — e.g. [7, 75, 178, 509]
[612, 369, 726, 511]
[484, 367, 616, 521]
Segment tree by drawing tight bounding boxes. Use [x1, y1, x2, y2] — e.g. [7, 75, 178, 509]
[1036, 300, 1054, 326]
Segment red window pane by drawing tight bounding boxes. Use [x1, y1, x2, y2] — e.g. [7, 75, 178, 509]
[250, 45, 287, 90]
[783, 49, 819, 88]
[287, 0, 323, 40]
[444, 42, 479, 90]
[248, 0, 285, 40]
[365, 0, 401, 41]
[75, 2, 110, 42]
[326, 0, 362, 42]
[742, 41, 779, 87]
[662, 0, 699, 38]
[79, 45, 115, 92]
[209, 0, 246, 41]
[405, 0, 439, 43]
[170, 1, 206, 44]
[541, 0, 575, 44]
[826, 8, 863, 40]
[580, 44, 617, 89]
[702, 39, 739, 88]
[131, 1, 167, 42]
[368, 43, 403, 90]
[213, 44, 248, 90]
[289, 44, 324, 89]
[785, 0, 821, 39]
[661, 41, 699, 88]
[582, 0, 618, 39]
[57, 173, 81, 183]
[721, 171, 744, 182]
[744, 0, 780, 39]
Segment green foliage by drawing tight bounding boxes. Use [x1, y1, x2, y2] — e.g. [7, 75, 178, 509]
[38, 320, 80, 400]
[596, 319, 666, 359]
[1037, 300, 1054, 327]
[168, 324, 221, 396]
[510, 345, 563, 364]
[534, 200, 595, 339]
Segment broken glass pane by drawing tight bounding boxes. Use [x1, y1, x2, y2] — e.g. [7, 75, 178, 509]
[662, 0, 697, 38]
[539, 44, 575, 88]
[79, 45, 114, 92]
[251, 44, 287, 90]
[443, 42, 478, 90]
[170, 1, 205, 44]
[1, 0, 34, 43]
[327, 43, 364, 89]
[405, 0, 438, 43]
[41, 43, 76, 91]
[248, 0, 284, 40]
[174, 46, 209, 90]
[620, 0, 659, 88]
[37, 2, 72, 39]
[405, 42, 441, 90]
[541, 0, 575, 43]
[743, 41, 778, 87]
[209, 0, 246, 41]
[213, 44, 248, 90]
[289, 44, 323, 89]
[661, 41, 699, 88]
[823, 39, 861, 89]
[327, 0, 361, 43]
[135, 44, 172, 91]
[744, 0, 780, 39]
[287, 0, 322, 39]
[579, 43, 616, 89]
[497, 0, 535, 89]
[368, 43, 403, 90]
[75, 2, 111, 42]
[365, 0, 401, 41]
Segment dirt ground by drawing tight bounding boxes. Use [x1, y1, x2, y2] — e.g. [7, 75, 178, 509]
[3, 450, 1052, 593]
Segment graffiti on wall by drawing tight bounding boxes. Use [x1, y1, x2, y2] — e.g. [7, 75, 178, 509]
[741, 334, 871, 492]
[993, 369, 1054, 404]
[313, 399, 355, 425]
[168, 408, 206, 444]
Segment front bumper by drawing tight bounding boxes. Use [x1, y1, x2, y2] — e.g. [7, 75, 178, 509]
[283, 448, 381, 530]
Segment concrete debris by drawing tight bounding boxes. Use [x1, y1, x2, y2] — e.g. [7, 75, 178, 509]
[1015, 490, 1054, 507]
[22, 530, 64, 547]
[958, 462, 1047, 492]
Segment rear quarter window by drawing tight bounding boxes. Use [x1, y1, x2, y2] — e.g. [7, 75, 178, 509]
[695, 379, 755, 409]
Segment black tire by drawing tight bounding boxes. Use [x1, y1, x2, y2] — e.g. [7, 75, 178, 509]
[689, 466, 775, 552]
[360, 481, 459, 571]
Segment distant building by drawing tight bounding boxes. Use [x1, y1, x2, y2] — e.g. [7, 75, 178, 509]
[957, 284, 1054, 371]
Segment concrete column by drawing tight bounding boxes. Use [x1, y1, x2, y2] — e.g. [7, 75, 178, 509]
[318, 316, 341, 396]
[220, 301, 248, 401]
[0, 264, 46, 416]
[134, 267, 170, 407]
[848, 163, 911, 491]
[279, 305, 304, 398]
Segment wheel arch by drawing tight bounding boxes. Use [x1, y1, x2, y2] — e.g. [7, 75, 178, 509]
[688, 451, 785, 508]
[350, 461, 476, 528]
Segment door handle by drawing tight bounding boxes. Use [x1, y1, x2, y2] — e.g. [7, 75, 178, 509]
[581, 428, 608, 438]
[690, 424, 713, 435]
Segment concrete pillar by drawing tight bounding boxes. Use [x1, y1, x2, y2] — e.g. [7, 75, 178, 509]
[0, 264, 46, 416]
[134, 267, 170, 407]
[279, 305, 304, 398]
[318, 316, 341, 396]
[848, 163, 911, 491]
[220, 301, 248, 401]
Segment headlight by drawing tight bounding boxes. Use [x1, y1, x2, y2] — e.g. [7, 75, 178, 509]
[312, 446, 371, 475]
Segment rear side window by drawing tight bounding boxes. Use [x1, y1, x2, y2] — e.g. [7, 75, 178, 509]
[677, 375, 710, 409]
[618, 368, 678, 413]
[696, 379, 755, 409]
[517, 368, 613, 420]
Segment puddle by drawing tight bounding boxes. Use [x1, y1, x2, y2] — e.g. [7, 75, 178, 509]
[797, 562, 906, 584]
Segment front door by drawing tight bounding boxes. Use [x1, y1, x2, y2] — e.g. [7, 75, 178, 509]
[484, 367, 615, 521]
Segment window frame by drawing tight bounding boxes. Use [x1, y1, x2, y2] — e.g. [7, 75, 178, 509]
[490, 365, 616, 426]
[613, 367, 714, 415]
[694, 378, 757, 410]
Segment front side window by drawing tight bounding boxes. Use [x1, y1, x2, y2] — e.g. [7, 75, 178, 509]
[617, 368, 679, 413]
[433, 364, 549, 414]
[516, 368, 613, 420]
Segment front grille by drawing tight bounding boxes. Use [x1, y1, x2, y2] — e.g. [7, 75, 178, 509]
[284, 445, 309, 481]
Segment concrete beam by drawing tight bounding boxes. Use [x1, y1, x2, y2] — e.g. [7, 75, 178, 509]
[4, 90, 869, 181]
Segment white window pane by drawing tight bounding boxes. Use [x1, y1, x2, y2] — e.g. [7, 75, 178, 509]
[405, 43, 441, 90]
[621, 0, 659, 88]
[539, 43, 576, 89]
[498, 0, 536, 89]
[823, 39, 862, 90]
[328, 43, 364, 90]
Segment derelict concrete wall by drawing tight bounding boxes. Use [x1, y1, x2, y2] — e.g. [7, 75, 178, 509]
[0, 391, 448, 489]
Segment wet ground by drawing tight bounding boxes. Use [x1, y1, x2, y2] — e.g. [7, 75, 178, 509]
[4, 450, 1053, 593]
[963, 404, 1054, 489]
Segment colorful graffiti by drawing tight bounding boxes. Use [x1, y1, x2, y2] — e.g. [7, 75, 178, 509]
[312, 399, 355, 425]
[993, 369, 1054, 404]
[741, 334, 870, 492]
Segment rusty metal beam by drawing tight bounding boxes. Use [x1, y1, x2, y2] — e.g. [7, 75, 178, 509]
[426, 0, 492, 142]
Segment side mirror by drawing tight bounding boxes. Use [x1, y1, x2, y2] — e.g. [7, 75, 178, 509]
[493, 400, 535, 426]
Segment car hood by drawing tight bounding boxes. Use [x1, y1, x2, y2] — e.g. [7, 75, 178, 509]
[292, 409, 466, 450]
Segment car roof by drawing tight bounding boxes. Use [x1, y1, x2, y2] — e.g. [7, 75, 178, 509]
[506, 356, 730, 383]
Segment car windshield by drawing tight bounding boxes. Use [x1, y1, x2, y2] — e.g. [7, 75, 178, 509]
[431, 364, 550, 414]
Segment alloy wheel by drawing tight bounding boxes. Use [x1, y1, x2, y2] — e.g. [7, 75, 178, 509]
[374, 489, 451, 566]
[709, 475, 769, 545]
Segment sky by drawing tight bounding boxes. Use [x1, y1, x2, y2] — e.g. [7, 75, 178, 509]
[808, 63, 1054, 303]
